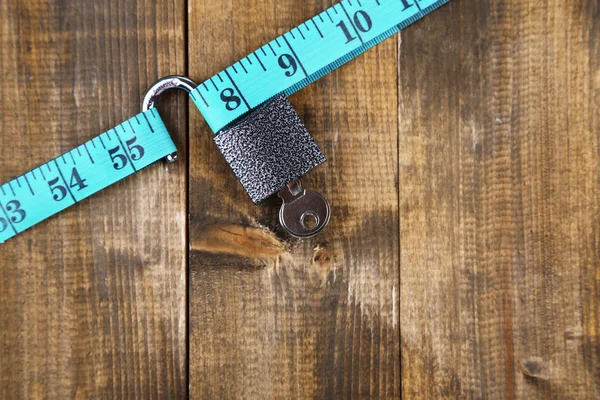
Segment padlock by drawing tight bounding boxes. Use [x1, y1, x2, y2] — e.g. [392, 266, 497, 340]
[214, 94, 330, 237]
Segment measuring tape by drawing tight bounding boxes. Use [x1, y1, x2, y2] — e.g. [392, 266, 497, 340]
[0, 0, 449, 242]
[0, 110, 176, 243]
[191, 0, 449, 132]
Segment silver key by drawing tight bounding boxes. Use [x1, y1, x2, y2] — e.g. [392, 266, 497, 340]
[278, 180, 330, 238]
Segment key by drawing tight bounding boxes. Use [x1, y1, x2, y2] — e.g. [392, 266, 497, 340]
[279, 180, 330, 238]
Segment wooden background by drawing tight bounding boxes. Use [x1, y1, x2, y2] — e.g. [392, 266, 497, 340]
[0, 0, 598, 398]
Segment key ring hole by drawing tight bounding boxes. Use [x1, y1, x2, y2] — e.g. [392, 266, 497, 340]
[301, 211, 319, 230]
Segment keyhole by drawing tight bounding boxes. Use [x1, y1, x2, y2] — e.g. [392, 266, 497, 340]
[301, 212, 319, 230]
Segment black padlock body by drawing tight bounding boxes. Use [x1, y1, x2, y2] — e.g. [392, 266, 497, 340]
[214, 94, 326, 204]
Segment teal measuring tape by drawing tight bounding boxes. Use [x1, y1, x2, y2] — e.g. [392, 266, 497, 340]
[0, 110, 176, 243]
[191, 0, 449, 132]
[0, 0, 449, 242]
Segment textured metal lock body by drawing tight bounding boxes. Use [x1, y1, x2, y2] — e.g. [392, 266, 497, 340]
[213, 94, 326, 204]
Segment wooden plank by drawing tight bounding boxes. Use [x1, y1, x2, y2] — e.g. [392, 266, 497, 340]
[0, 0, 187, 397]
[188, 0, 399, 398]
[399, 0, 600, 398]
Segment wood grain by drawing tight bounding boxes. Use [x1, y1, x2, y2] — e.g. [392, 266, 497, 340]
[0, 0, 187, 397]
[188, 0, 399, 398]
[1, 0, 598, 398]
[399, 0, 600, 398]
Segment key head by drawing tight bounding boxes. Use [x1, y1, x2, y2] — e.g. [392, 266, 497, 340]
[279, 180, 330, 238]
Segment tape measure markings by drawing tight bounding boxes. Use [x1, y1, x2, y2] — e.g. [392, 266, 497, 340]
[0, 0, 450, 242]
[0, 110, 177, 243]
[191, 0, 449, 133]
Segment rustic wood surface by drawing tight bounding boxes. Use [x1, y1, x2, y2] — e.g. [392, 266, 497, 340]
[399, 1, 599, 398]
[1, 0, 599, 398]
[0, 0, 187, 398]
[188, 0, 400, 398]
